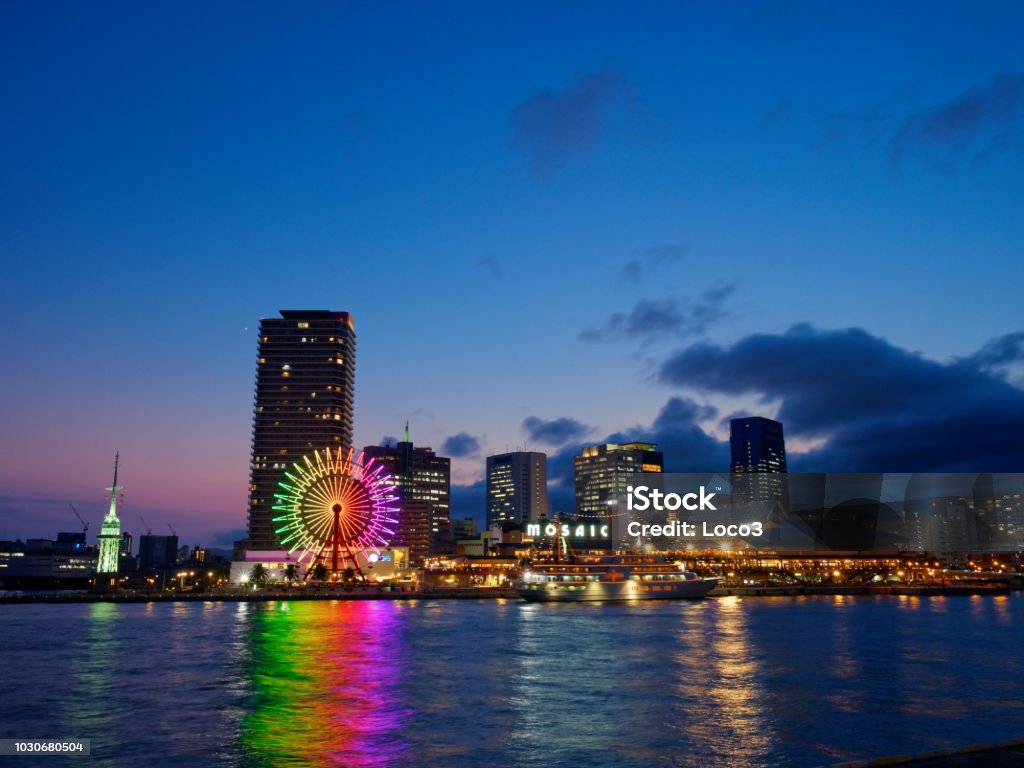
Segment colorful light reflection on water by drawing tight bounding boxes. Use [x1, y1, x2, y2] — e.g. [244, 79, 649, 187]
[240, 600, 411, 768]
[1, 595, 1023, 768]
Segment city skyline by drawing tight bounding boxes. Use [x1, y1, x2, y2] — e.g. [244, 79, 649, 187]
[3, 2, 1024, 544]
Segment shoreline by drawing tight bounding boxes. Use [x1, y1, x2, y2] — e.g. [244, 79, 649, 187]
[0, 583, 1011, 604]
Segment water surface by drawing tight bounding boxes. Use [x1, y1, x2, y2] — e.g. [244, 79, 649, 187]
[2, 594, 1021, 767]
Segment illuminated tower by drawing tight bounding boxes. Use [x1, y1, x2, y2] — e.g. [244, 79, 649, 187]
[97, 453, 123, 578]
[246, 310, 356, 550]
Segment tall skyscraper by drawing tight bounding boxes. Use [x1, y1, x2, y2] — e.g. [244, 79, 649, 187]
[486, 451, 547, 527]
[364, 428, 451, 562]
[729, 416, 788, 505]
[574, 442, 663, 546]
[246, 310, 356, 550]
[97, 453, 122, 581]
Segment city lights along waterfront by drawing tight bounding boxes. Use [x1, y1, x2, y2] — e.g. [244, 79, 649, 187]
[5, 307, 1024, 768]
[2, 597, 1023, 768]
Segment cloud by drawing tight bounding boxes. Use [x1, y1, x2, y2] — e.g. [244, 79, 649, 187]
[658, 324, 1024, 471]
[620, 243, 690, 281]
[522, 416, 592, 447]
[969, 331, 1024, 368]
[211, 528, 246, 547]
[541, 396, 729, 511]
[450, 480, 486, 525]
[441, 432, 482, 458]
[969, 331, 1024, 387]
[476, 257, 502, 280]
[621, 260, 643, 280]
[890, 73, 1024, 168]
[580, 282, 736, 343]
[378, 435, 399, 447]
[509, 72, 628, 175]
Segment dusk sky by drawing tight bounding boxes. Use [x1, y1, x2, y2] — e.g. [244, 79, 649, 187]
[2, 2, 1023, 546]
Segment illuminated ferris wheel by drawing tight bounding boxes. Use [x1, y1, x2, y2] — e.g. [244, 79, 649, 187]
[272, 447, 398, 580]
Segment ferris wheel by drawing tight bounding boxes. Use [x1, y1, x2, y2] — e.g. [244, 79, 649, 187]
[272, 447, 398, 580]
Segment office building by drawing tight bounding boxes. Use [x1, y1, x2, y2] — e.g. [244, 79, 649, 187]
[730, 417, 788, 505]
[452, 518, 478, 541]
[574, 442, 663, 546]
[364, 431, 450, 562]
[486, 451, 547, 528]
[138, 534, 179, 570]
[245, 310, 356, 549]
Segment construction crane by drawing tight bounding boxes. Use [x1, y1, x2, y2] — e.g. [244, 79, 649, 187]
[139, 515, 152, 535]
[167, 523, 178, 537]
[69, 504, 89, 536]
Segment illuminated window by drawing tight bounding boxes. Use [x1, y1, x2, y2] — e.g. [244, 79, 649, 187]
[297, 322, 309, 329]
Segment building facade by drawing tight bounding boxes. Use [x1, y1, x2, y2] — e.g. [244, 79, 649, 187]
[574, 442, 663, 546]
[486, 451, 547, 528]
[363, 436, 451, 563]
[138, 534, 179, 571]
[729, 417, 788, 505]
[245, 310, 356, 550]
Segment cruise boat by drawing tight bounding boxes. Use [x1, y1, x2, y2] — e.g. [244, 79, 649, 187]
[520, 554, 720, 602]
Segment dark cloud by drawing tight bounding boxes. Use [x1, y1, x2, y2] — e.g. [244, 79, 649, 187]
[969, 331, 1024, 387]
[211, 528, 246, 547]
[659, 324, 1024, 471]
[890, 73, 1024, 168]
[378, 435, 399, 447]
[523, 416, 592, 447]
[969, 331, 1024, 368]
[621, 260, 643, 281]
[476, 257, 502, 280]
[580, 282, 736, 343]
[620, 243, 690, 281]
[441, 432, 482, 458]
[542, 396, 729, 508]
[509, 72, 628, 175]
[450, 480, 486, 526]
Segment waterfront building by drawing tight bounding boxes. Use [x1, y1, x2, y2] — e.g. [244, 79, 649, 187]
[486, 451, 547, 528]
[138, 534, 179, 570]
[0, 537, 97, 589]
[574, 442, 663, 547]
[96, 453, 123, 586]
[364, 427, 450, 562]
[452, 517, 478, 541]
[729, 417, 788, 505]
[245, 310, 357, 550]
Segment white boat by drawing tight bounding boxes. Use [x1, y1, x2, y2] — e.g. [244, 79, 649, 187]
[520, 554, 720, 602]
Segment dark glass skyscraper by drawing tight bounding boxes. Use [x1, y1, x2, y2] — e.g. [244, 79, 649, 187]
[246, 310, 356, 550]
[729, 416, 788, 504]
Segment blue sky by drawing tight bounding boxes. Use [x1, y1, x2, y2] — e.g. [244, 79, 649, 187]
[1, 1, 1023, 544]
